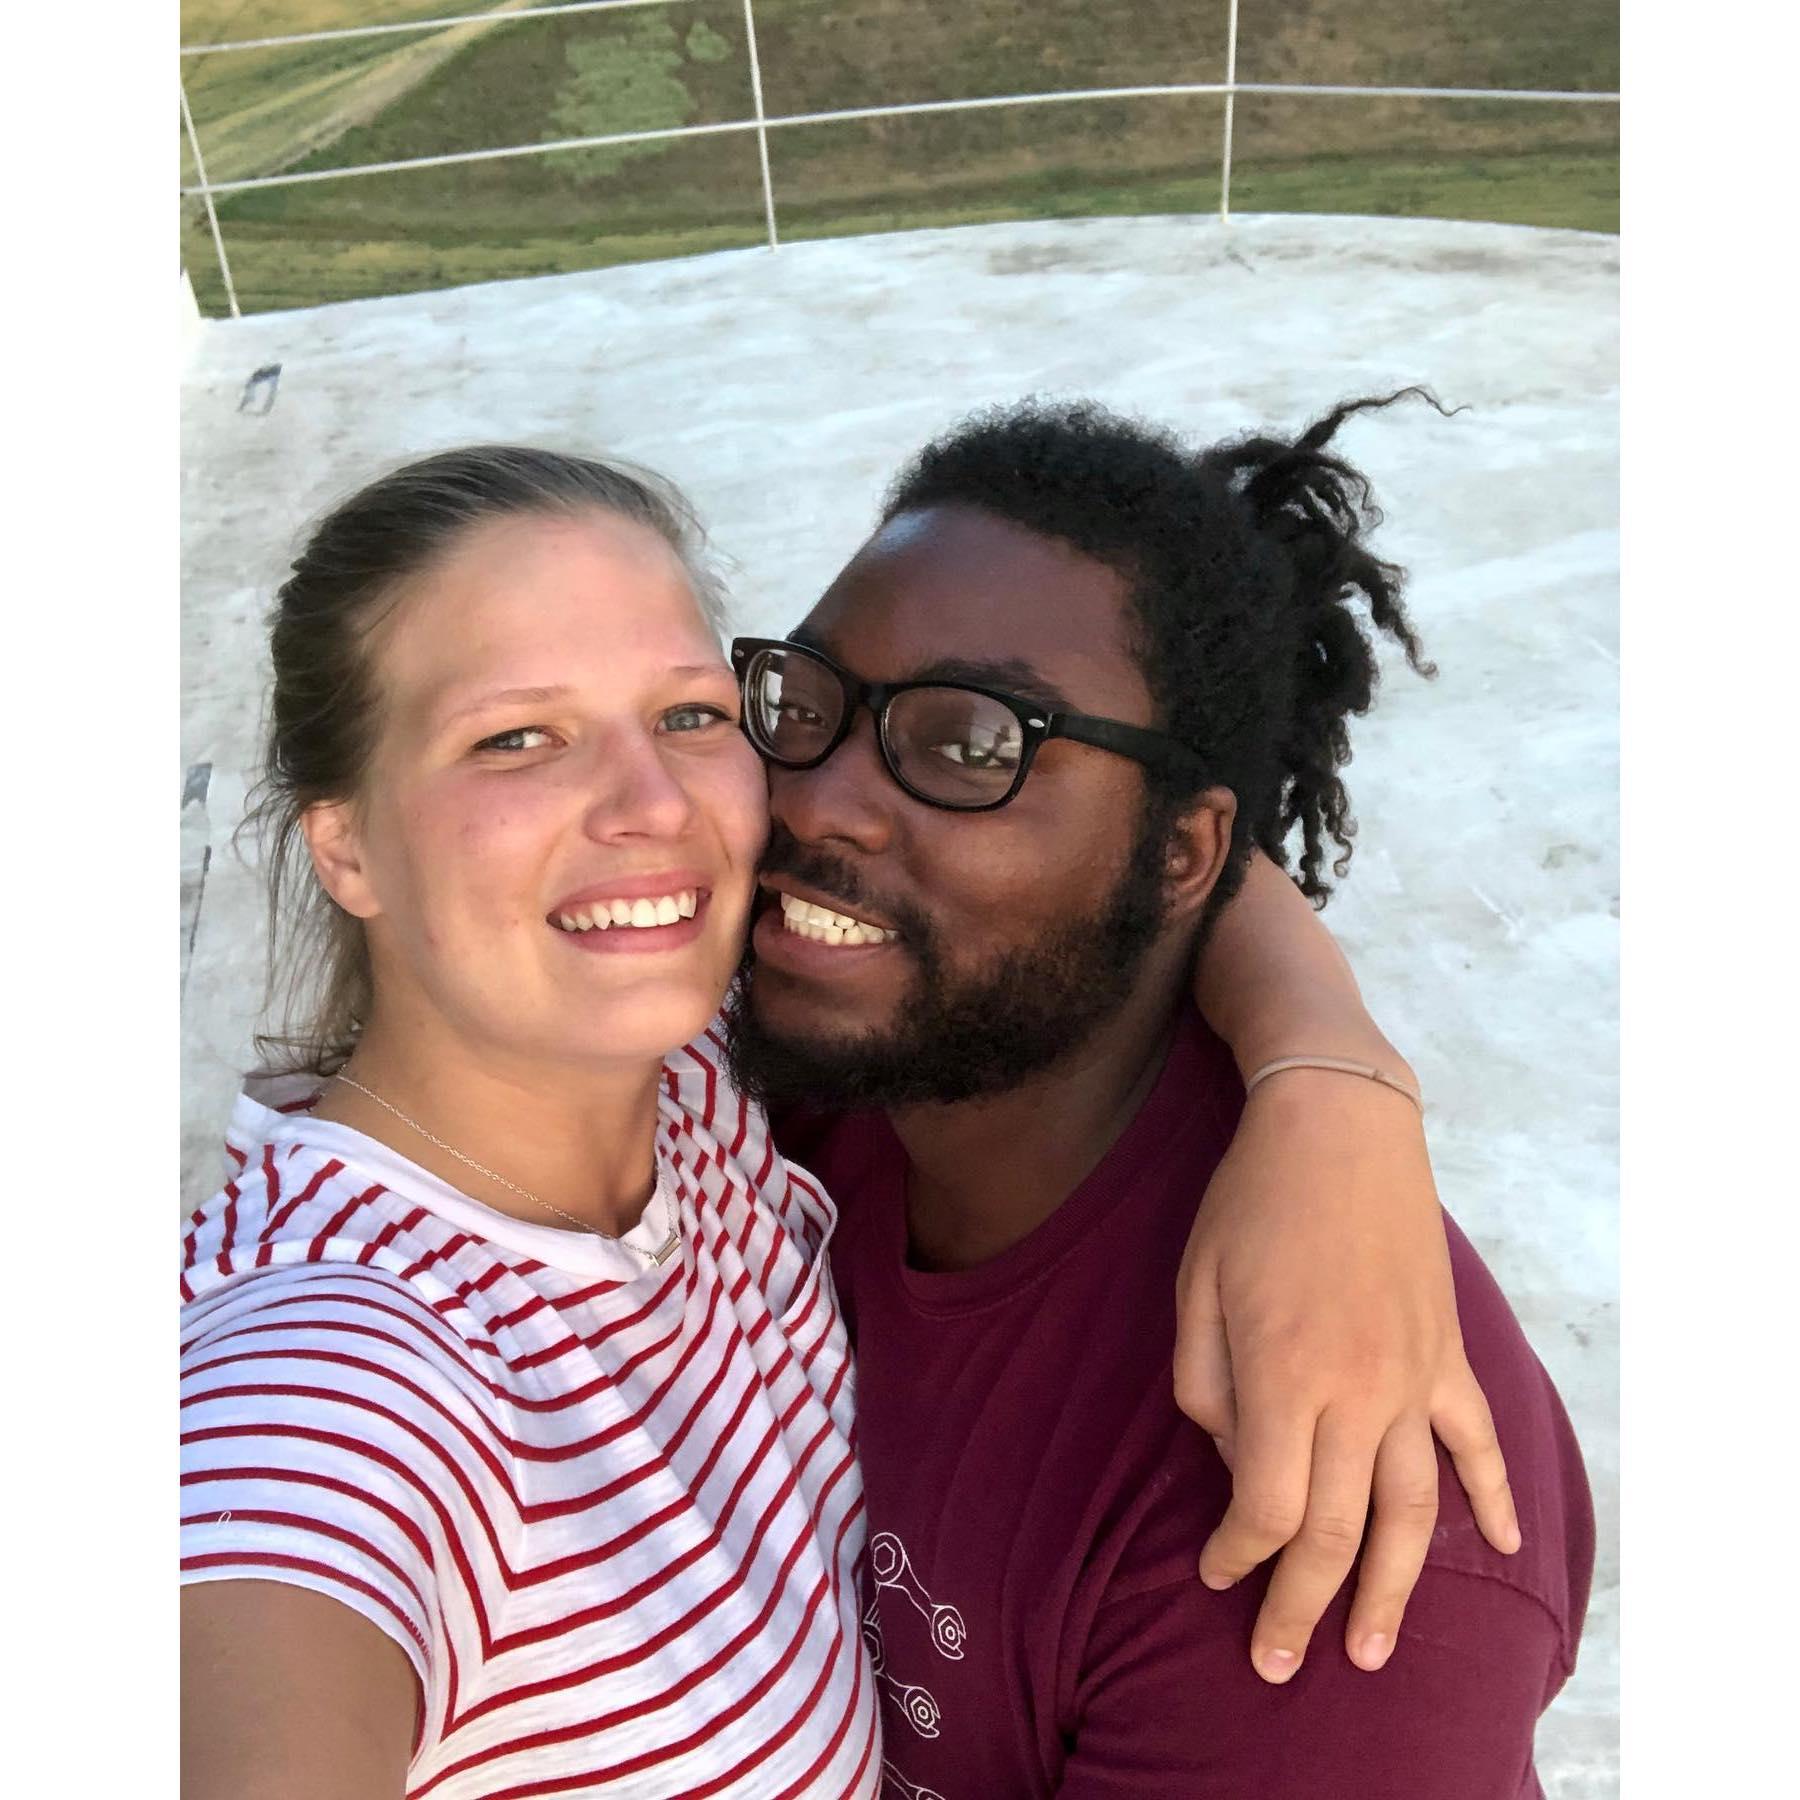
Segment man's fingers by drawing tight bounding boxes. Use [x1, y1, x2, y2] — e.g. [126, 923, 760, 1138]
[1244, 1418, 1377, 1684]
[1197, 1401, 1316, 1593]
[1434, 1364, 1521, 1555]
[1343, 1419, 1439, 1671]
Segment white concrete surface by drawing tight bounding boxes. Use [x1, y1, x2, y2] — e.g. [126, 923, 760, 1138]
[180, 212, 1618, 1795]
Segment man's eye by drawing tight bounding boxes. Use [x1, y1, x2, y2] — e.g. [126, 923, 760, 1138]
[473, 726, 555, 753]
[934, 734, 1020, 770]
[775, 700, 828, 729]
[663, 703, 732, 733]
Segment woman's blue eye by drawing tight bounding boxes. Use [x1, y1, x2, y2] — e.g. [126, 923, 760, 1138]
[663, 704, 732, 733]
[474, 726, 554, 753]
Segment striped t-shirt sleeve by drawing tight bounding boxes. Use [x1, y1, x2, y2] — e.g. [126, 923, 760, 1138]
[179, 1263, 491, 1693]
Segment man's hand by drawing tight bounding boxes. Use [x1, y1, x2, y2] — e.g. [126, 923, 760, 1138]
[1173, 1066, 1520, 1684]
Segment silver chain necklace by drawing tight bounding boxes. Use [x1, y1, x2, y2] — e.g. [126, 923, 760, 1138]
[332, 1072, 681, 1266]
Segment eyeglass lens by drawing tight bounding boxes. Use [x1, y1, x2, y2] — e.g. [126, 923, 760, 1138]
[745, 646, 1026, 807]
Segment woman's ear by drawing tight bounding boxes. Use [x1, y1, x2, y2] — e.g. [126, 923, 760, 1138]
[301, 800, 382, 921]
[1162, 786, 1237, 924]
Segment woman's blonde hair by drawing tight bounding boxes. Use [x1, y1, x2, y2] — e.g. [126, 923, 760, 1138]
[242, 444, 726, 1076]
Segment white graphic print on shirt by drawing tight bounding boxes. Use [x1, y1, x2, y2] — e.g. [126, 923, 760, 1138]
[866, 1529, 966, 1797]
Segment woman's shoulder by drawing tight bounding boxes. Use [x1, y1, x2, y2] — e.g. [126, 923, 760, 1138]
[180, 1151, 508, 1458]
[180, 1166, 480, 1395]
[186, 1115, 400, 1291]
[180, 1082, 512, 1324]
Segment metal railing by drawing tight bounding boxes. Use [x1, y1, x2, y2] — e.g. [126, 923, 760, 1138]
[179, 0, 1620, 319]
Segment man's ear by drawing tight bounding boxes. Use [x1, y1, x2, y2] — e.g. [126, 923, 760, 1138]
[1162, 786, 1237, 925]
[301, 799, 382, 922]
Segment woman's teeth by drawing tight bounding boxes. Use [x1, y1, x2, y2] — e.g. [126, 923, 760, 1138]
[778, 891, 898, 947]
[555, 890, 697, 932]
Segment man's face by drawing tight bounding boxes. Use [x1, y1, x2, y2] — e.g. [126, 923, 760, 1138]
[731, 503, 1183, 1108]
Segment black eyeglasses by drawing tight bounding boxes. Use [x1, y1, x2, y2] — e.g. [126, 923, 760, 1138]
[730, 636, 1203, 813]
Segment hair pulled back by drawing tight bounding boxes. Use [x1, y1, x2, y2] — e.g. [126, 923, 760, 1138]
[879, 390, 1445, 908]
[246, 443, 725, 1076]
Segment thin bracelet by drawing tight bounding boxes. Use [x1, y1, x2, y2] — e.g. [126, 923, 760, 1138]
[1243, 1054, 1424, 1113]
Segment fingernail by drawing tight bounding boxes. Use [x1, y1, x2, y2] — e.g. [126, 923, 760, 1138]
[1257, 1647, 1300, 1683]
[1501, 1523, 1522, 1554]
[1199, 1566, 1236, 1591]
[1357, 1633, 1391, 1670]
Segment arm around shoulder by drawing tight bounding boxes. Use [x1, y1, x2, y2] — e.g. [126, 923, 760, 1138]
[1172, 848, 1519, 1680]
[183, 1579, 418, 1800]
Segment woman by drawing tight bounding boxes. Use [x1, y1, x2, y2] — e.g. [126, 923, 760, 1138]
[182, 445, 1509, 1798]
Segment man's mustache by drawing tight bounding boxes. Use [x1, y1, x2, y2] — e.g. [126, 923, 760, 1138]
[756, 823, 932, 946]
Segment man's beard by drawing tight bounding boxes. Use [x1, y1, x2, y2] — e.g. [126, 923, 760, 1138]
[724, 799, 1177, 1110]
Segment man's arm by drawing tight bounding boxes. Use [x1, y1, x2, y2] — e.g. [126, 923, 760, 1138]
[1177, 851, 1519, 1682]
[183, 1581, 417, 1800]
[1058, 1561, 1565, 1799]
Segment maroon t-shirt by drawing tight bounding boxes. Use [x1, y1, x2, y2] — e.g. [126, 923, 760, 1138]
[777, 1008, 1594, 1800]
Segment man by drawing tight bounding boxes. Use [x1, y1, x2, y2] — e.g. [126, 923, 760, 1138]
[727, 396, 1593, 1796]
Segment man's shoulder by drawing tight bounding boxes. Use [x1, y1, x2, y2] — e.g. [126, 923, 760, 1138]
[1064, 1214, 1591, 1671]
[1427, 1215, 1597, 1648]
[1066, 1221, 1594, 1675]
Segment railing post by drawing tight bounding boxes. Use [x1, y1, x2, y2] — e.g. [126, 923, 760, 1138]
[1219, 0, 1239, 222]
[741, 0, 779, 249]
[181, 78, 242, 318]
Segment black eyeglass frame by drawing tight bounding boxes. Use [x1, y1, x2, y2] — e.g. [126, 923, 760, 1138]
[730, 635, 1206, 814]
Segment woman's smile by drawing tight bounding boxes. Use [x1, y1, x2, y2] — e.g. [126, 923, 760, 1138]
[549, 880, 714, 954]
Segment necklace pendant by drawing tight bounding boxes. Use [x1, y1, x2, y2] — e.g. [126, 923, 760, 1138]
[648, 1227, 682, 1266]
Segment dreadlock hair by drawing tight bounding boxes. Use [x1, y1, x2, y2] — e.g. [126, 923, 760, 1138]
[878, 389, 1445, 910]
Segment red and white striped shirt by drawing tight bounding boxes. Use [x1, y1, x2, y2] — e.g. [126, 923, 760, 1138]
[180, 1029, 878, 1799]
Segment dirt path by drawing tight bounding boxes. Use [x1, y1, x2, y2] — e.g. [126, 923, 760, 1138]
[290, 0, 543, 169]
[197, 0, 544, 183]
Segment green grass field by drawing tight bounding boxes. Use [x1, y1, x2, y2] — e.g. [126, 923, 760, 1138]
[179, 1, 1618, 315]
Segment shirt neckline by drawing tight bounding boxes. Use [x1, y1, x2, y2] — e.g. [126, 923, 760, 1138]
[887, 1008, 1237, 1316]
[232, 1082, 683, 1280]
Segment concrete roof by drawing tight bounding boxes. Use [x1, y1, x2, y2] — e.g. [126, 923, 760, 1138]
[181, 210, 1617, 1795]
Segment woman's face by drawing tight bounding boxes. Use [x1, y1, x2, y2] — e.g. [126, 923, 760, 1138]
[305, 508, 767, 1075]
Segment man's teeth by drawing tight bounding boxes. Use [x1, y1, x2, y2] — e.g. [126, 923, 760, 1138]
[554, 890, 697, 932]
[777, 890, 898, 947]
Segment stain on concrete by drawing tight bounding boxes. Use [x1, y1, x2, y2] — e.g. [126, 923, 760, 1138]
[986, 242, 1095, 276]
[1542, 841, 1597, 870]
